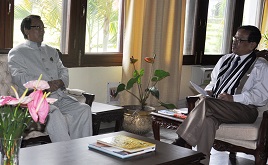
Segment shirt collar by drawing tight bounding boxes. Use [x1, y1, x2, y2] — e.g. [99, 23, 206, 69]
[236, 51, 253, 62]
[25, 40, 43, 49]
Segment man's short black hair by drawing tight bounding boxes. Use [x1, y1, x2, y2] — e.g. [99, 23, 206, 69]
[238, 25, 262, 45]
[20, 15, 41, 39]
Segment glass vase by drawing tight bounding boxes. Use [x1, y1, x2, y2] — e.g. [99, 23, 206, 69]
[0, 137, 22, 165]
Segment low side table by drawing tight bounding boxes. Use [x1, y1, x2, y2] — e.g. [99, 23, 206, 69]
[91, 102, 124, 135]
[151, 112, 184, 140]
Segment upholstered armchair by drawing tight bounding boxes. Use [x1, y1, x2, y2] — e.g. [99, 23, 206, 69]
[186, 50, 268, 165]
[0, 54, 95, 147]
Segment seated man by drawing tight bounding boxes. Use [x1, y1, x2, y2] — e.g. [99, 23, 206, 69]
[173, 25, 268, 165]
[8, 15, 92, 142]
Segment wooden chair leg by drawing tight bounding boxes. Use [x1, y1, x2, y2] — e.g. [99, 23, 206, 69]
[229, 152, 236, 159]
[255, 152, 268, 165]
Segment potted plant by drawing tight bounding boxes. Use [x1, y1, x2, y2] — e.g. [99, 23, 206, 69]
[115, 54, 176, 134]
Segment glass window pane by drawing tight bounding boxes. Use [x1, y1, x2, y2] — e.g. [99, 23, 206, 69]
[204, 0, 227, 54]
[14, 0, 64, 50]
[85, 0, 121, 53]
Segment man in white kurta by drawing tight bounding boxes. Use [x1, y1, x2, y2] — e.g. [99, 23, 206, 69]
[8, 15, 92, 142]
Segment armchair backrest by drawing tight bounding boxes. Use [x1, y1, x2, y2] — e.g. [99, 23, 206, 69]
[255, 50, 268, 117]
[0, 54, 17, 96]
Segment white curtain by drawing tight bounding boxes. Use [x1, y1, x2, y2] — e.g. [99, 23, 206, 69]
[120, 0, 186, 109]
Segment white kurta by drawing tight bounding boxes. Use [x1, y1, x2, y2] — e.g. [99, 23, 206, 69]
[8, 40, 92, 142]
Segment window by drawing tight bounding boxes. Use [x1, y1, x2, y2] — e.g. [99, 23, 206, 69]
[183, 0, 265, 65]
[1, 0, 265, 66]
[204, 0, 235, 55]
[85, 0, 121, 53]
[14, 0, 63, 49]
[0, 0, 123, 67]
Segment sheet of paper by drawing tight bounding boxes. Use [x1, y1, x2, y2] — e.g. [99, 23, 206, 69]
[190, 81, 209, 96]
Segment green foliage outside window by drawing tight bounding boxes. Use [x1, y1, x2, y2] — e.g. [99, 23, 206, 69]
[14, 0, 120, 53]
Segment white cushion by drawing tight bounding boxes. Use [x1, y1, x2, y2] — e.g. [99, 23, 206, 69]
[215, 118, 262, 141]
[215, 137, 257, 149]
[215, 105, 268, 150]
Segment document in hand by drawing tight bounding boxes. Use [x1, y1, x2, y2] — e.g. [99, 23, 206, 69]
[190, 81, 209, 96]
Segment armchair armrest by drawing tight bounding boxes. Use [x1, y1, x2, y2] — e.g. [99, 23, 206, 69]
[186, 95, 200, 113]
[257, 110, 268, 150]
[65, 88, 95, 107]
[82, 92, 95, 107]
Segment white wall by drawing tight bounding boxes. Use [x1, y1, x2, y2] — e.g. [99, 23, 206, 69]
[68, 66, 122, 103]
[68, 66, 197, 106]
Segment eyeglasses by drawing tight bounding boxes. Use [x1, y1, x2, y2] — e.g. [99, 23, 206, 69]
[232, 36, 248, 43]
[30, 26, 46, 30]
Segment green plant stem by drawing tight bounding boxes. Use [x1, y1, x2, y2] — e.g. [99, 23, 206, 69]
[133, 62, 144, 103]
[125, 90, 142, 103]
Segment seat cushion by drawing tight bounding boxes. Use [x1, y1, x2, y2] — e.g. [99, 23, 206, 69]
[215, 137, 257, 149]
[215, 117, 262, 141]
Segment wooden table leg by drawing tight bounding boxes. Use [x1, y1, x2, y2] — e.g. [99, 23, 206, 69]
[152, 117, 161, 141]
[92, 115, 101, 135]
[115, 118, 123, 132]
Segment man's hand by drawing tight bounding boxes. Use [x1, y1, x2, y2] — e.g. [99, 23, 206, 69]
[206, 90, 213, 96]
[218, 92, 234, 102]
[47, 79, 64, 92]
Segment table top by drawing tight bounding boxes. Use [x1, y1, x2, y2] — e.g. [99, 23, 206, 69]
[151, 112, 185, 123]
[91, 102, 123, 114]
[20, 131, 204, 165]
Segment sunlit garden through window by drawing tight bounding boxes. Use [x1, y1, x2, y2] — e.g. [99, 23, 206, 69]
[85, 0, 121, 53]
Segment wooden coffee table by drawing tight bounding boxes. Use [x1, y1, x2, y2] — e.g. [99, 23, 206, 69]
[19, 131, 204, 165]
[151, 112, 184, 140]
[91, 102, 124, 135]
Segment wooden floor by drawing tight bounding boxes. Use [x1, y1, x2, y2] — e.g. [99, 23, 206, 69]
[142, 127, 268, 165]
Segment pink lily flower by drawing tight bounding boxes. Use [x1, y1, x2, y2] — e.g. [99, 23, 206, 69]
[0, 87, 32, 106]
[28, 90, 49, 124]
[23, 80, 50, 90]
[0, 96, 17, 106]
[24, 75, 57, 124]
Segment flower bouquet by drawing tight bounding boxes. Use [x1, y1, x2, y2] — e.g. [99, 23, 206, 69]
[0, 74, 57, 165]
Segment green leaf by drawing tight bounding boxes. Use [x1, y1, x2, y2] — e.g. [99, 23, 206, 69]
[139, 69, 145, 76]
[114, 83, 126, 97]
[126, 77, 138, 90]
[152, 70, 170, 82]
[149, 86, 159, 99]
[135, 69, 144, 84]
[133, 70, 139, 77]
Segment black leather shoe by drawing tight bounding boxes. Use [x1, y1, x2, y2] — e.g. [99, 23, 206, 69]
[171, 136, 187, 147]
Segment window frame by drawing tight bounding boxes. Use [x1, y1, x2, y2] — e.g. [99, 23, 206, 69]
[0, 0, 14, 52]
[183, 0, 245, 65]
[0, 0, 123, 67]
[62, 0, 124, 67]
[0, 0, 253, 67]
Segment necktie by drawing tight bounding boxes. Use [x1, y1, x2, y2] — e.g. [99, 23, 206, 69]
[222, 56, 240, 80]
[230, 56, 241, 73]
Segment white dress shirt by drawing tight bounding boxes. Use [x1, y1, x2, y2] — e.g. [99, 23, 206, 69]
[205, 53, 268, 106]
